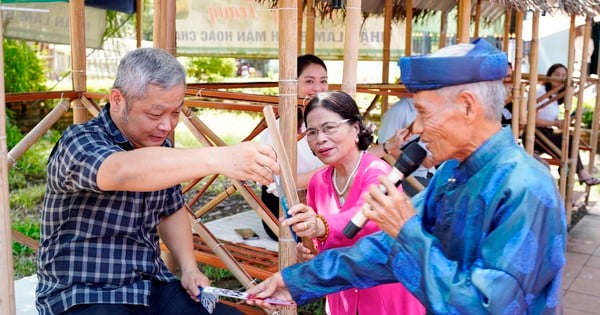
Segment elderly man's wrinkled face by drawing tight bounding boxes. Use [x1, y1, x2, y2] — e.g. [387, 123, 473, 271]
[411, 90, 473, 164]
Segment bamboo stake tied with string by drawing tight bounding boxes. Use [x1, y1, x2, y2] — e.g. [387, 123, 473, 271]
[263, 106, 316, 254]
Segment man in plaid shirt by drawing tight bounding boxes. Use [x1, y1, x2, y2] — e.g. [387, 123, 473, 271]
[36, 48, 279, 315]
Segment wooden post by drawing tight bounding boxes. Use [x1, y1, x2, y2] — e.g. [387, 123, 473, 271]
[381, 0, 392, 113]
[153, 0, 165, 48]
[0, 10, 17, 315]
[513, 10, 524, 139]
[70, 0, 87, 124]
[136, 0, 143, 48]
[524, 11, 540, 155]
[278, 1, 298, 313]
[341, 0, 361, 97]
[439, 10, 448, 49]
[473, 0, 481, 38]
[405, 0, 413, 56]
[457, 0, 471, 43]
[588, 33, 600, 203]
[305, 0, 315, 54]
[297, 0, 304, 55]
[568, 17, 592, 210]
[165, 0, 176, 56]
[502, 8, 511, 53]
[561, 15, 577, 209]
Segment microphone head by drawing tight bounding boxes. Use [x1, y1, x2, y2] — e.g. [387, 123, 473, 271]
[394, 141, 427, 176]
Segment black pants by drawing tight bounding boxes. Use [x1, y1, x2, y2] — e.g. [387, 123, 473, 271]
[260, 185, 280, 241]
[535, 127, 584, 173]
[61, 280, 243, 315]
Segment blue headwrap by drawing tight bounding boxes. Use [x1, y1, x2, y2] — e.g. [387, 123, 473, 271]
[399, 38, 508, 92]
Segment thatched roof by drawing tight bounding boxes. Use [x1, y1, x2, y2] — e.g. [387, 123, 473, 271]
[255, 0, 600, 22]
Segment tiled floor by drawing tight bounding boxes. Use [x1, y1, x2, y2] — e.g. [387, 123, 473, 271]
[563, 203, 600, 314]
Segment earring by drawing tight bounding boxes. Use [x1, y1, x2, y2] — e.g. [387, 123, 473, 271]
[355, 138, 359, 144]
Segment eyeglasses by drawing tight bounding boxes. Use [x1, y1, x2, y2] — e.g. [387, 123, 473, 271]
[303, 119, 350, 140]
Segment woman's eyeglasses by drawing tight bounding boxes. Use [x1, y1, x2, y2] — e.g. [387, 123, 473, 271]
[303, 119, 350, 140]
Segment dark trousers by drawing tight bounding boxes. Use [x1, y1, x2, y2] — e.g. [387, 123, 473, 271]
[260, 185, 280, 241]
[535, 127, 584, 173]
[61, 280, 243, 315]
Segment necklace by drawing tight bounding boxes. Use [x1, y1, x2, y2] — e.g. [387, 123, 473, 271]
[333, 151, 364, 205]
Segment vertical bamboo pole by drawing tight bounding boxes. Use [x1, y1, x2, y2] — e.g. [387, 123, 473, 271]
[381, 0, 392, 113]
[136, 0, 143, 48]
[457, 0, 471, 43]
[513, 10, 524, 139]
[405, 0, 413, 56]
[561, 15, 577, 212]
[305, 0, 315, 54]
[524, 11, 540, 155]
[439, 10, 448, 49]
[153, 0, 165, 48]
[503, 8, 511, 53]
[165, 0, 176, 56]
[588, 31, 600, 203]
[278, 1, 299, 313]
[297, 0, 304, 55]
[0, 11, 16, 315]
[341, 0, 361, 97]
[473, 0, 481, 38]
[568, 17, 592, 207]
[70, 0, 87, 124]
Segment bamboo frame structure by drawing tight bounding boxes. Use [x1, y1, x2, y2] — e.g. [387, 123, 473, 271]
[0, 11, 17, 315]
[70, 0, 87, 124]
[524, 11, 540, 155]
[562, 15, 578, 213]
[341, 0, 361, 97]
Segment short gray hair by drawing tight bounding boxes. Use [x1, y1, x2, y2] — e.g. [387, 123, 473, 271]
[432, 43, 506, 122]
[112, 48, 186, 105]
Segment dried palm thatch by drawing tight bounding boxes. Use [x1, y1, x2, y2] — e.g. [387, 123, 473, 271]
[493, 0, 600, 16]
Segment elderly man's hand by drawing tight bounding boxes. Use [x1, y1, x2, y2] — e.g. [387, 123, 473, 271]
[363, 175, 417, 238]
[245, 272, 294, 310]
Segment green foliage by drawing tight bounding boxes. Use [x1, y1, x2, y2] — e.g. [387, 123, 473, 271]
[3, 39, 47, 93]
[201, 265, 233, 281]
[187, 57, 237, 82]
[10, 184, 46, 211]
[5, 109, 24, 150]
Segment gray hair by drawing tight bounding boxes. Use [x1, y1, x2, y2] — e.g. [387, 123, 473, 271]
[431, 43, 506, 122]
[112, 48, 186, 106]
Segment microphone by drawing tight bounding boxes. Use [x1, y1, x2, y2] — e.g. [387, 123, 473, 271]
[343, 141, 427, 238]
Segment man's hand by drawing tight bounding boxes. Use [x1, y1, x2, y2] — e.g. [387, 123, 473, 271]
[217, 142, 280, 186]
[245, 272, 293, 310]
[180, 267, 211, 302]
[363, 175, 417, 238]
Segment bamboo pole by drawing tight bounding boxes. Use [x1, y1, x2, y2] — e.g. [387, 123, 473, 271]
[381, 0, 392, 113]
[405, 0, 413, 56]
[297, 0, 304, 55]
[568, 17, 592, 209]
[561, 15, 577, 211]
[0, 10, 16, 314]
[153, 0, 165, 48]
[524, 11, 540, 155]
[305, 0, 315, 54]
[457, 0, 471, 43]
[439, 10, 448, 49]
[503, 8, 511, 53]
[70, 0, 87, 124]
[278, 2, 299, 313]
[341, 0, 361, 97]
[264, 106, 314, 253]
[513, 10, 524, 137]
[7, 100, 70, 168]
[80, 96, 101, 117]
[588, 36, 600, 204]
[473, 0, 482, 38]
[165, 0, 176, 56]
[136, 0, 142, 48]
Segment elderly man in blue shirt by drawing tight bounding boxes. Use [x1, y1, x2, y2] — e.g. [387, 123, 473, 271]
[247, 38, 567, 314]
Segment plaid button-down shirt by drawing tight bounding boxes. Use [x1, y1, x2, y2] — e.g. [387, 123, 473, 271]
[36, 104, 184, 315]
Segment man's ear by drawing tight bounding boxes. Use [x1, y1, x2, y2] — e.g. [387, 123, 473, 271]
[457, 91, 479, 123]
[109, 88, 124, 112]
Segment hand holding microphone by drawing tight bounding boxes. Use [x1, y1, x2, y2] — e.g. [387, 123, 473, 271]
[343, 141, 427, 238]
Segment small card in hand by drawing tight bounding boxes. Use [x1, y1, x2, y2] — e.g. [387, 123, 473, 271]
[235, 228, 259, 240]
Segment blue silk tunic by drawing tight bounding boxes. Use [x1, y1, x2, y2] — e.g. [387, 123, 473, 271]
[282, 127, 567, 314]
